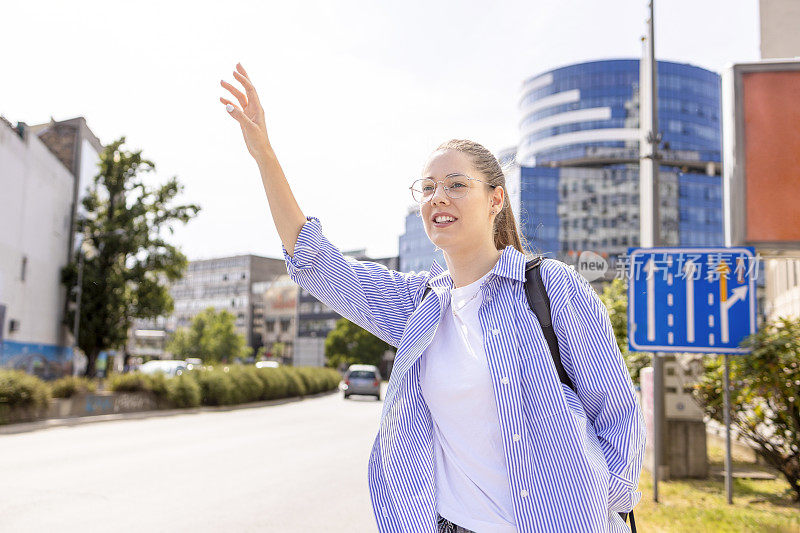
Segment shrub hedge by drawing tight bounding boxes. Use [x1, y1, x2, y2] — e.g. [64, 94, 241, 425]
[49, 376, 97, 398]
[0, 370, 51, 410]
[167, 373, 201, 408]
[0, 366, 341, 423]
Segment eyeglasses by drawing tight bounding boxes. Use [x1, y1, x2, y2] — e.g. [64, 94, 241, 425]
[409, 173, 497, 203]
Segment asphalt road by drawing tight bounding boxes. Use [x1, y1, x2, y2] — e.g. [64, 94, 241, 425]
[0, 387, 385, 532]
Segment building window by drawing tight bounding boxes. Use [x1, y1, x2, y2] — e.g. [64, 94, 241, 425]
[266, 320, 275, 332]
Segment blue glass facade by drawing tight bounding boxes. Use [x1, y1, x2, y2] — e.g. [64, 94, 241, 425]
[678, 173, 725, 246]
[518, 166, 560, 257]
[518, 59, 721, 165]
[519, 164, 724, 264]
[399, 208, 445, 273]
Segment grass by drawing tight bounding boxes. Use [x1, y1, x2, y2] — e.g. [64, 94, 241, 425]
[632, 443, 800, 532]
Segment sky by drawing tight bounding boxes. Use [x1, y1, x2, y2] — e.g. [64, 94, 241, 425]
[2, 0, 760, 261]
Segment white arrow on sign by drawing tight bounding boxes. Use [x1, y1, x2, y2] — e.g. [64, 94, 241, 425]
[684, 261, 697, 343]
[721, 286, 747, 343]
[645, 258, 656, 341]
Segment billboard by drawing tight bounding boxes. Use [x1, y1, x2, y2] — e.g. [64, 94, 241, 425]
[722, 60, 800, 252]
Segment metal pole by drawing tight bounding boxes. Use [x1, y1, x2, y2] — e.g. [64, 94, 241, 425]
[71, 246, 85, 376]
[724, 354, 733, 504]
[640, 0, 665, 501]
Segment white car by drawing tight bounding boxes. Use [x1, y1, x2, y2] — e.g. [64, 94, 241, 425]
[255, 360, 280, 369]
[139, 360, 187, 377]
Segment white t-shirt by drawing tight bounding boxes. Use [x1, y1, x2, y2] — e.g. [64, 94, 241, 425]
[420, 269, 517, 533]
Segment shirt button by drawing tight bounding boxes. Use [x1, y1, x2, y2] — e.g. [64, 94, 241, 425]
[501, 377, 509, 385]
[520, 489, 529, 498]
[492, 328, 501, 335]
[513, 433, 521, 442]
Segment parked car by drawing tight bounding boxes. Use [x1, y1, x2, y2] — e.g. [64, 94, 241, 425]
[255, 360, 280, 369]
[138, 360, 187, 377]
[342, 364, 382, 400]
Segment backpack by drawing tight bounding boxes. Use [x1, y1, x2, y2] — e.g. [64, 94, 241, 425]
[421, 256, 637, 532]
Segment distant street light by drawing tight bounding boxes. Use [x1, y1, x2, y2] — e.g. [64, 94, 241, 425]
[70, 228, 126, 376]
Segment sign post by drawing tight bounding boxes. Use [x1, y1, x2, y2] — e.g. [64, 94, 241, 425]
[639, 0, 665, 500]
[627, 246, 757, 504]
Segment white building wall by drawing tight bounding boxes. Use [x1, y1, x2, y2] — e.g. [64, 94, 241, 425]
[78, 137, 100, 213]
[0, 124, 74, 346]
[765, 257, 800, 321]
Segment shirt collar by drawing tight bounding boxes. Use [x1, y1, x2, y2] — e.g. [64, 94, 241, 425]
[426, 245, 527, 289]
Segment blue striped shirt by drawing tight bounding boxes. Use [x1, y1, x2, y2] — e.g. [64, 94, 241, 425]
[282, 216, 646, 533]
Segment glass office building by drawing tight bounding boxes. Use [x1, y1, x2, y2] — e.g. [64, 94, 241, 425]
[516, 59, 725, 270]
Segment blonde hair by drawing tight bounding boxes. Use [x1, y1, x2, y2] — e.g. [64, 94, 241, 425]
[432, 139, 533, 255]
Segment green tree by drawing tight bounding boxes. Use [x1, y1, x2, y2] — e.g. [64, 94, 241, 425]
[324, 318, 393, 370]
[61, 137, 200, 377]
[167, 307, 251, 364]
[694, 316, 800, 501]
[597, 277, 651, 385]
[271, 342, 286, 360]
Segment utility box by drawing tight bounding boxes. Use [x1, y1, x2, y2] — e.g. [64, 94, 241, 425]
[664, 356, 706, 420]
[640, 357, 709, 479]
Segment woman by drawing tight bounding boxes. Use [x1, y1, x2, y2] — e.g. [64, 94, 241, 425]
[220, 63, 646, 533]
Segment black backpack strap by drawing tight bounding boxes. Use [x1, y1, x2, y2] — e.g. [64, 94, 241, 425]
[421, 285, 432, 303]
[526, 258, 636, 531]
[622, 510, 637, 532]
[524, 257, 575, 392]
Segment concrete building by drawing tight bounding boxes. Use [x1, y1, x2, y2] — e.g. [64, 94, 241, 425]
[0, 116, 102, 379]
[252, 274, 298, 364]
[168, 255, 287, 352]
[294, 250, 398, 367]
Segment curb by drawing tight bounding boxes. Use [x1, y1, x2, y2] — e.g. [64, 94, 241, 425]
[0, 389, 338, 436]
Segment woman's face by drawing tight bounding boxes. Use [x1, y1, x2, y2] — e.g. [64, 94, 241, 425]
[418, 149, 504, 253]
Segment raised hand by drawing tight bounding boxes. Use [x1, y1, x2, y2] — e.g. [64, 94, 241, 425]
[220, 63, 273, 163]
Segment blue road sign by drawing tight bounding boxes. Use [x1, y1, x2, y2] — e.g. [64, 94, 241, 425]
[626, 247, 757, 354]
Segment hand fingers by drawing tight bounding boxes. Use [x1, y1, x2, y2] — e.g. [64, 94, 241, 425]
[219, 97, 252, 126]
[232, 70, 261, 107]
[220, 80, 247, 109]
[236, 62, 251, 81]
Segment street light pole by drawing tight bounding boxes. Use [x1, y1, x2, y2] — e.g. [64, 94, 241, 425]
[69, 228, 126, 377]
[640, 0, 667, 502]
[71, 237, 85, 376]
